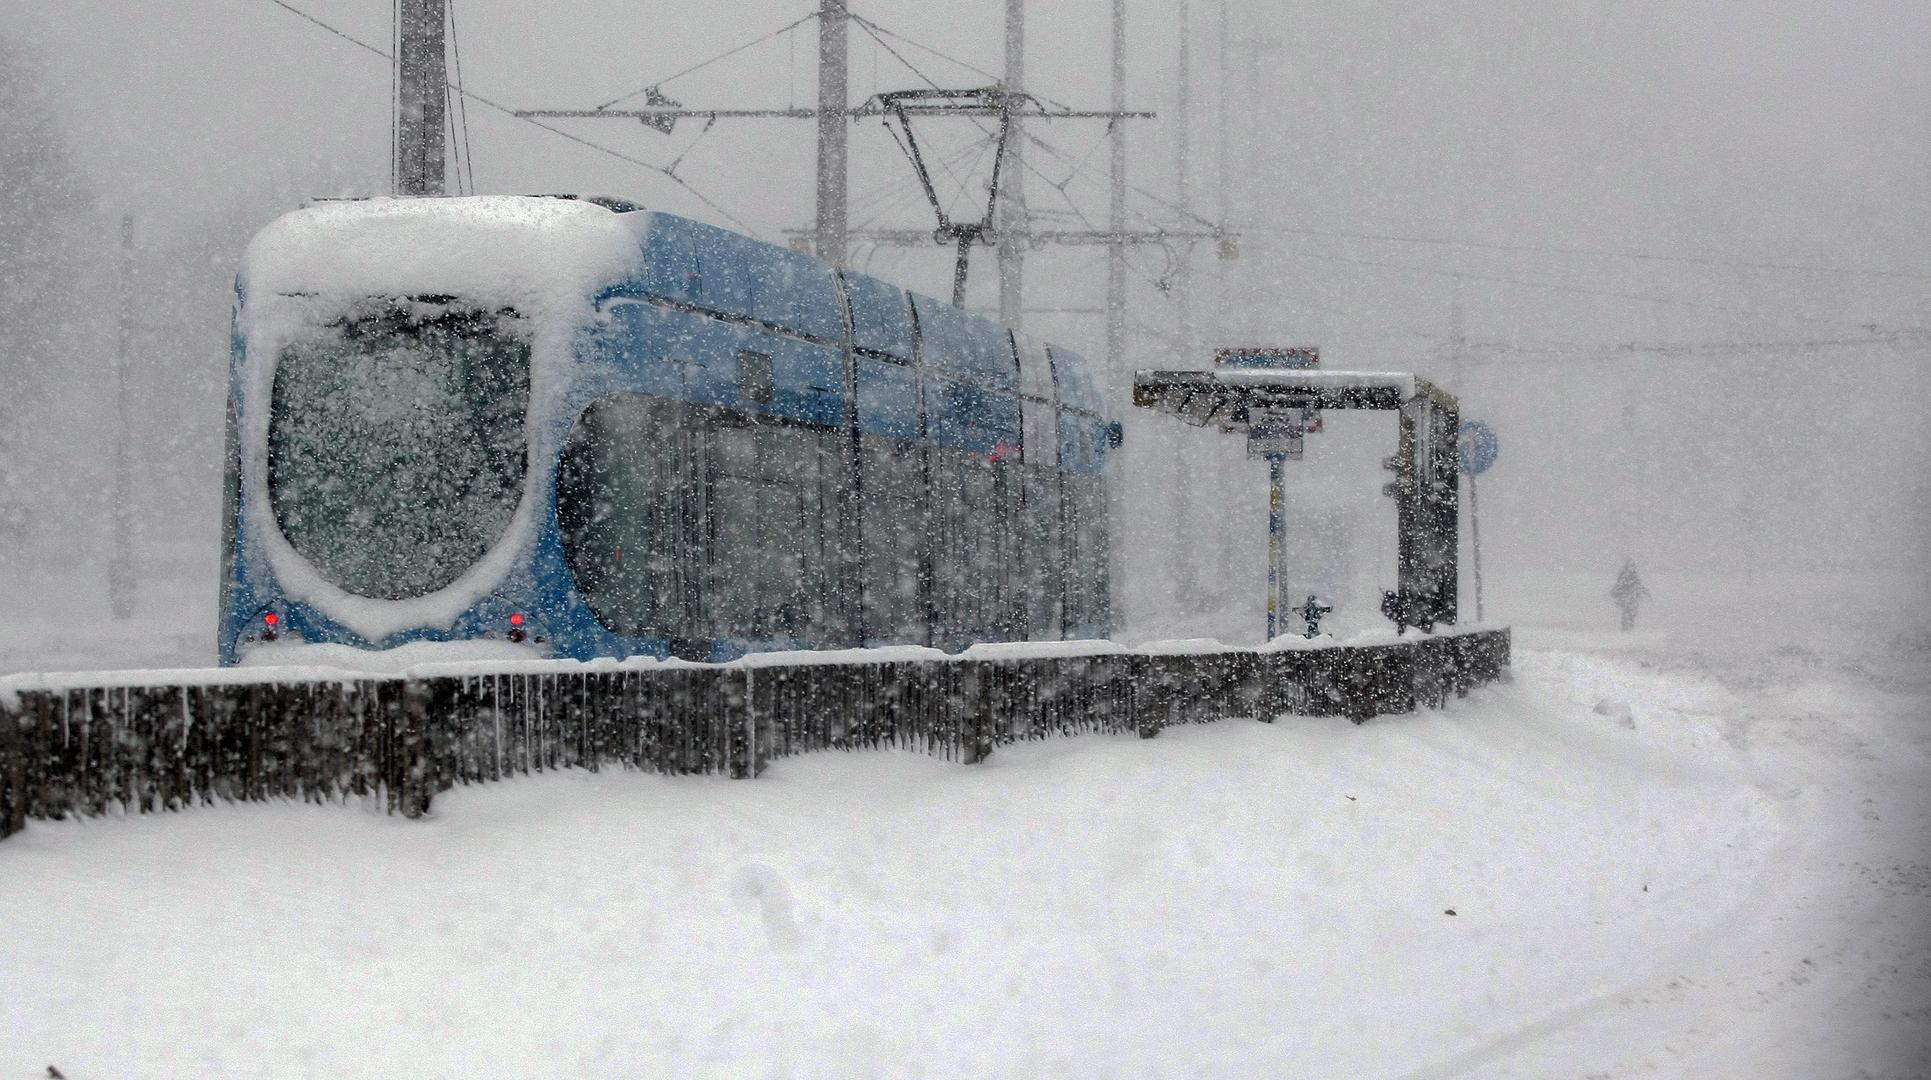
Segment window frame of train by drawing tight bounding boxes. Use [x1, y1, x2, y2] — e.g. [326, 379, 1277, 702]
[266, 299, 532, 602]
[555, 393, 852, 658]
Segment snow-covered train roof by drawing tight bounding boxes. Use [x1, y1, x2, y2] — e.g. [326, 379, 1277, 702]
[239, 195, 1111, 414]
[239, 195, 650, 316]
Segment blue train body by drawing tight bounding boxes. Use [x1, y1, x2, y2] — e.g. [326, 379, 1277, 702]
[219, 196, 1113, 666]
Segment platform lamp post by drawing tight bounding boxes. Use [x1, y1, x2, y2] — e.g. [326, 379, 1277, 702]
[1152, 347, 1319, 641]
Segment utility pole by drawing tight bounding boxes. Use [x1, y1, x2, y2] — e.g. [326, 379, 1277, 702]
[1105, 0, 1132, 634]
[1172, 0, 1194, 363]
[107, 215, 136, 619]
[1106, 0, 1129, 391]
[1170, 0, 1197, 609]
[395, 0, 448, 196]
[997, 0, 1027, 327]
[815, 0, 849, 266]
[1212, 0, 1239, 589]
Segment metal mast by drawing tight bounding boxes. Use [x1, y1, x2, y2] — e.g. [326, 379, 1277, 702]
[1172, 0, 1194, 360]
[815, 0, 850, 266]
[107, 215, 136, 619]
[1106, 0, 1128, 389]
[395, 0, 448, 196]
[1170, 0, 1197, 607]
[997, 0, 1027, 327]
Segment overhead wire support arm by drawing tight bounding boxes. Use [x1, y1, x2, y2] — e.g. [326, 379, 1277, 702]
[510, 105, 1155, 121]
[866, 87, 1035, 305]
[807, 227, 1226, 247]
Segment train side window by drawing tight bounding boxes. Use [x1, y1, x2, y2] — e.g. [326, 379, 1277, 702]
[555, 393, 702, 639]
[1020, 464, 1063, 639]
[706, 420, 831, 644]
[859, 438, 926, 646]
[1063, 473, 1110, 636]
[928, 450, 1008, 647]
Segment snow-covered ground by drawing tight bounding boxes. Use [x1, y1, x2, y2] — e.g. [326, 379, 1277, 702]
[2, 566, 1928, 1077]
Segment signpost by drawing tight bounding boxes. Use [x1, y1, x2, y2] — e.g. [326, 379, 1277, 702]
[1457, 419, 1498, 623]
[1217, 349, 1320, 639]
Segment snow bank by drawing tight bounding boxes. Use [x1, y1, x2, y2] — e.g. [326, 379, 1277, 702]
[9, 641, 1920, 1077]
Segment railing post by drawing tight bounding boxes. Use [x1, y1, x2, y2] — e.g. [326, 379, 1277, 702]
[398, 679, 432, 819]
[0, 698, 22, 839]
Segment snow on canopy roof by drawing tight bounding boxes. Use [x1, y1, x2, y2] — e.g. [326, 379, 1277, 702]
[240, 195, 649, 316]
[1213, 369, 1417, 398]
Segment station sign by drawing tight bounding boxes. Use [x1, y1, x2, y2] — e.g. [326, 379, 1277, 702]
[1247, 407, 1306, 459]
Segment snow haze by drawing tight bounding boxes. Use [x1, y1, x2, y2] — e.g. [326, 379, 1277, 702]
[0, 0, 1927, 1075]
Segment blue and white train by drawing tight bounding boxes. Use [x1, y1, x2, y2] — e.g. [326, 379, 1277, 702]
[219, 195, 1114, 665]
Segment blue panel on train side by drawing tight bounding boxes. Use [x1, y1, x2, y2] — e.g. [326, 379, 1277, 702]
[839, 271, 914, 362]
[636, 213, 844, 341]
[856, 356, 920, 439]
[928, 375, 1021, 456]
[1048, 344, 1103, 414]
[1058, 412, 1108, 474]
[754, 333, 847, 428]
[592, 301, 696, 398]
[911, 295, 1019, 391]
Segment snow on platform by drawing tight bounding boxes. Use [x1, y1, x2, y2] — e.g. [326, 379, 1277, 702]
[2, 633, 1926, 1078]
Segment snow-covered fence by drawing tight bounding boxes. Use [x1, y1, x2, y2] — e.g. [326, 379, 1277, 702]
[0, 630, 1508, 840]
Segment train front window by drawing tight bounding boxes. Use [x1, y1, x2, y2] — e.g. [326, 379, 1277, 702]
[268, 302, 530, 601]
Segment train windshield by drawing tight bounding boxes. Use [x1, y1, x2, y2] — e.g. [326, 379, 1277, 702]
[268, 301, 530, 600]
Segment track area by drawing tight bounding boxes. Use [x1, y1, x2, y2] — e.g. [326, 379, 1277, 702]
[1, 632, 1926, 1077]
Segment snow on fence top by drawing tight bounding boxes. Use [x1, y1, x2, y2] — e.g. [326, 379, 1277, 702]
[0, 627, 1499, 707]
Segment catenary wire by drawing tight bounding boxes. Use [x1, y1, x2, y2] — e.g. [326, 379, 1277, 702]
[447, 0, 476, 194]
[592, 12, 821, 112]
[259, 0, 755, 231]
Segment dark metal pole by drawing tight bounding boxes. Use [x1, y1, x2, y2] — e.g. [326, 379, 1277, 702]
[815, 0, 849, 265]
[108, 215, 136, 619]
[1468, 471, 1484, 623]
[1106, 0, 1127, 383]
[951, 235, 973, 306]
[395, 0, 447, 196]
[997, 0, 1026, 327]
[1266, 452, 1284, 640]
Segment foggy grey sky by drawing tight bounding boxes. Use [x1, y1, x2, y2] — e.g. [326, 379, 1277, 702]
[4, 0, 1926, 634]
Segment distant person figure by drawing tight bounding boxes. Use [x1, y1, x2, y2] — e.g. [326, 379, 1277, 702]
[1611, 559, 1649, 632]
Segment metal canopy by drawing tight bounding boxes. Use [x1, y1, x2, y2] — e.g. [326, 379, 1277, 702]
[1133, 368, 1446, 426]
[1131, 366, 1462, 639]
[1127, 369, 1444, 425]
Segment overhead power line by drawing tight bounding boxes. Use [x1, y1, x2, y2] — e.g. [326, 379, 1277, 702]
[591, 12, 823, 112]
[1281, 247, 1850, 327]
[259, 0, 754, 230]
[1238, 222, 1931, 283]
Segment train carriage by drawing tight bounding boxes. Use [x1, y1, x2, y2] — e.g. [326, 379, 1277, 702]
[219, 194, 1113, 665]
